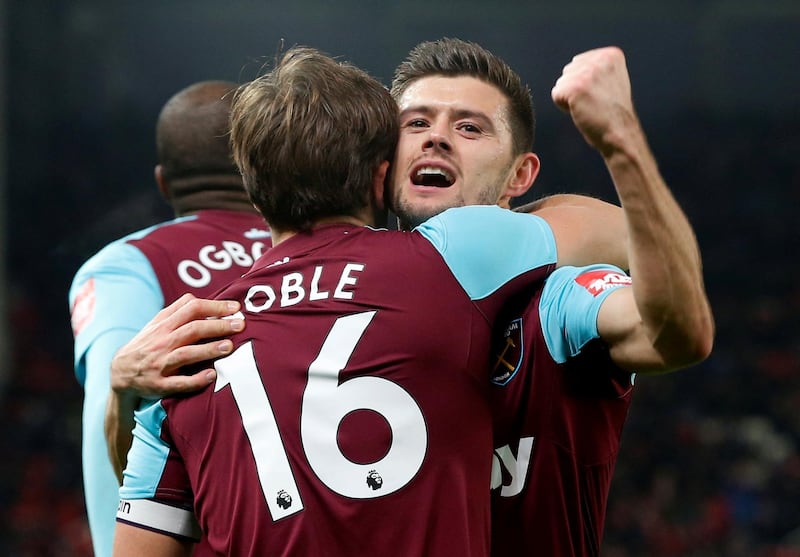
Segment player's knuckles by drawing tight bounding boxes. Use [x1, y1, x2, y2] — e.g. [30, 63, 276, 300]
[164, 349, 193, 371]
[184, 297, 230, 319]
[196, 318, 237, 339]
[211, 318, 237, 334]
[172, 296, 212, 323]
[133, 334, 170, 353]
[168, 345, 209, 367]
[178, 319, 215, 340]
[132, 351, 166, 375]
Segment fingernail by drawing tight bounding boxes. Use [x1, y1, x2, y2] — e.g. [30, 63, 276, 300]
[230, 319, 244, 331]
[226, 301, 239, 311]
[218, 340, 233, 353]
[206, 370, 217, 382]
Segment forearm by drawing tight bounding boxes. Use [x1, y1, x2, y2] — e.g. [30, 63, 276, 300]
[105, 390, 139, 483]
[552, 47, 713, 370]
[605, 121, 713, 363]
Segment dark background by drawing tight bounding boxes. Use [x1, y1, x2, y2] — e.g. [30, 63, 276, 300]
[2, 1, 799, 555]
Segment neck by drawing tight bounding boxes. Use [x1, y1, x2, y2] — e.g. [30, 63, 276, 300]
[172, 188, 258, 217]
[270, 214, 371, 246]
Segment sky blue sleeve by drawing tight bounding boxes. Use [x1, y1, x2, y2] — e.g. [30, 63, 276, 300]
[69, 240, 165, 385]
[120, 400, 171, 499]
[67, 236, 165, 557]
[539, 264, 632, 363]
[415, 206, 557, 300]
[80, 328, 150, 557]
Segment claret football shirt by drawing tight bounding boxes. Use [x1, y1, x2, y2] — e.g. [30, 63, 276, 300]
[118, 206, 558, 557]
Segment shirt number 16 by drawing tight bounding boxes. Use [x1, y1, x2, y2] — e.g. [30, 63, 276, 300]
[214, 310, 428, 521]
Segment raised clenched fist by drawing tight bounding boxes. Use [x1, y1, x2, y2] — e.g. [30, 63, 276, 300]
[551, 46, 638, 156]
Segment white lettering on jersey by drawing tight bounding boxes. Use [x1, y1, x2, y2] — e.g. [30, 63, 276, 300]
[282, 273, 305, 307]
[491, 437, 534, 497]
[244, 263, 364, 313]
[309, 266, 329, 301]
[334, 263, 364, 300]
[177, 241, 267, 288]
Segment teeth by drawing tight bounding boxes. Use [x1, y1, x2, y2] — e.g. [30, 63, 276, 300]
[415, 166, 453, 182]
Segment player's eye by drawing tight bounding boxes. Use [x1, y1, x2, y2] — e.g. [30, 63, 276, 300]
[405, 119, 429, 128]
[458, 122, 481, 134]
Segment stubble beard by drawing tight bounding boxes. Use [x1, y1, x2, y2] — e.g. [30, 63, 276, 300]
[394, 193, 465, 231]
[394, 180, 507, 231]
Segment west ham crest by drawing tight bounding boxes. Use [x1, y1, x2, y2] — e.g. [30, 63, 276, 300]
[491, 317, 524, 386]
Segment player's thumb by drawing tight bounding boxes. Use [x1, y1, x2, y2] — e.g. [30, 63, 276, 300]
[551, 81, 571, 113]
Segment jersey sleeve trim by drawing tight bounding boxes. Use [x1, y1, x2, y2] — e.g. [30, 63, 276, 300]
[116, 498, 201, 541]
[539, 264, 631, 363]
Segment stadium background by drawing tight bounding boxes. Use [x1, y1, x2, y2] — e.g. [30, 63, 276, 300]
[1, 1, 799, 554]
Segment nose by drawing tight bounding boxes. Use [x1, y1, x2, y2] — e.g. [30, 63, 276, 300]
[423, 127, 452, 153]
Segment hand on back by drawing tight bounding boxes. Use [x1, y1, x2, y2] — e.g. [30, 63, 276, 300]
[110, 293, 245, 399]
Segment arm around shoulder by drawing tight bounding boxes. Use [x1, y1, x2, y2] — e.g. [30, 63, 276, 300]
[524, 194, 628, 270]
[105, 294, 244, 477]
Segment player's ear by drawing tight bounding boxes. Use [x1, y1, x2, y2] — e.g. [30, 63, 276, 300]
[498, 152, 540, 208]
[372, 160, 390, 211]
[369, 160, 390, 229]
[154, 165, 171, 202]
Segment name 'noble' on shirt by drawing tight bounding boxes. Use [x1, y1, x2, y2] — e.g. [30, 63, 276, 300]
[244, 262, 365, 312]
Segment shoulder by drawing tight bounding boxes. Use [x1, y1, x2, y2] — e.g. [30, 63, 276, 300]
[412, 207, 557, 300]
[419, 206, 551, 238]
[416, 206, 554, 259]
[71, 235, 153, 287]
[74, 218, 192, 272]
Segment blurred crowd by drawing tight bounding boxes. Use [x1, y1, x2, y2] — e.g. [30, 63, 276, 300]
[1, 109, 797, 556]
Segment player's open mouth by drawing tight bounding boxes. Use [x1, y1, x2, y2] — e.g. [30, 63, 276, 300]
[411, 166, 455, 188]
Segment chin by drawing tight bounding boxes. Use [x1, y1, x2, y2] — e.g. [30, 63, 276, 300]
[395, 189, 458, 228]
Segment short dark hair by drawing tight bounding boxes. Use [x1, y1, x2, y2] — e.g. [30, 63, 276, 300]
[230, 47, 398, 232]
[391, 38, 535, 154]
[156, 80, 239, 181]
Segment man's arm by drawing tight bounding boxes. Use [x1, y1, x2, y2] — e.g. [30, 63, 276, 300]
[113, 523, 193, 557]
[552, 47, 713, 372]
[516, 194, 628, 270]
[105, 293, 244, 479]
[69, 243, 168, 557]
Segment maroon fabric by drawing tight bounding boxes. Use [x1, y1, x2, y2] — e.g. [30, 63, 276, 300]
[490, 293, 633, 557]
[154, 224, 554, 557]
[127, 209, 271, 301]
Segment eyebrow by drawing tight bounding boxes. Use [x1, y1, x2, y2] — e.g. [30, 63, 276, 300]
[399, 105, 496, 132]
